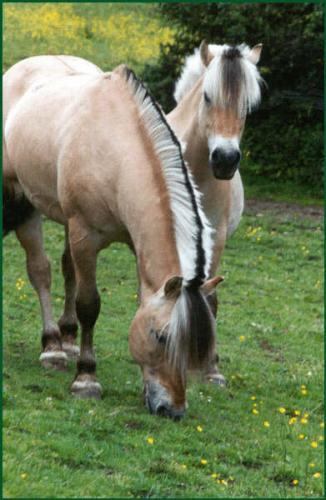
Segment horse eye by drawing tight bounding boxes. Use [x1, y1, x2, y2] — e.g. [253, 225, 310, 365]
[204, 92, 211, 105]
[149, 328, 166, 345]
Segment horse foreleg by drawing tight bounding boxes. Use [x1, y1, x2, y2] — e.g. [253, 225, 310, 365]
[15, 214, 68, 370]
[69, 219, 102, 399]
[58, 227, 79, 359]
[204, 225, 227, 386]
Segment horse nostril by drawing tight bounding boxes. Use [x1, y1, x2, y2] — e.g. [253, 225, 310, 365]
[211, 149, 220, 164]
[156, 404, 170, 417]
[233, 150, 241, 165]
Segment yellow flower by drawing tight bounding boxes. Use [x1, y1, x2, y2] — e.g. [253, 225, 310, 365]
[239, 335, 246, 342]
[313, 472, 321, 479]
[20, 473, 27, 479]
[181, 464, 187, 469]
[221, 479, 228, 486]
[263, 421, 270, 428]
[294, 410, 301, 416]
[300, 418, 308, 424]
[301, 389, 308, 396]
[211, 473, 218, 479]
[200, 459, 208, 465]
[253, 403, 258, 407]
[300, 384, 306, 389]
[308, 463, 315, 468]
[196, 425, 203, 432]
[318, 435, 324, 441]
[289, 417, 297, 425]
[303, 412, 309, 418]
[251, 396, 256, 400]
[291, 479, 299, 486]
[146, 437, 154, 445]
[298, 434, 305, 440]
[320, 422, 324, 428]
[278, 407, 286, 414]
[311, 441, 318, 448]
[252, 408, 259, 415]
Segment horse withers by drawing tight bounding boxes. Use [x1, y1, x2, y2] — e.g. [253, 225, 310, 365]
[167, 41, 263, 380]
[3, 55, 223, 419]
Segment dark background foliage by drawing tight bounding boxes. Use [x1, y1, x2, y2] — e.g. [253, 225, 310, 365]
[142, 3, 323, 195]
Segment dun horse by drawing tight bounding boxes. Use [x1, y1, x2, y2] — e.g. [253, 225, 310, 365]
[3, 56, 223, 419]
[167, 41, 263, 381]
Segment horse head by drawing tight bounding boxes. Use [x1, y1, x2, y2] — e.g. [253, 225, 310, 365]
[129, 275, 223, 420]
[198, 41, 263, 180]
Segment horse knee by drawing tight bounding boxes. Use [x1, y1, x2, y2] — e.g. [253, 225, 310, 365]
[27, 253, 51, 291]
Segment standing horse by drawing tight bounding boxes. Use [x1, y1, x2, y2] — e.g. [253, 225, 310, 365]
[3, 56, 223, 419]
[167, 41, 263, 381]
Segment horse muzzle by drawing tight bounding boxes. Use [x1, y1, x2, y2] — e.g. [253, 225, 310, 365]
[209, 148, 241, 180]
[145, 381, 186, 421]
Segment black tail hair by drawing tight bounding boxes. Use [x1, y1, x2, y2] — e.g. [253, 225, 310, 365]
[3, 184, 36, 237]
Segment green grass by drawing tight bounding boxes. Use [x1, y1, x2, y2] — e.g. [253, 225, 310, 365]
[3, 210, 323, 498]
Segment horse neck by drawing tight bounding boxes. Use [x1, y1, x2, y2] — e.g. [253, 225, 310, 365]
[121, 157, 181, 299]
[167, 78, 209, 180]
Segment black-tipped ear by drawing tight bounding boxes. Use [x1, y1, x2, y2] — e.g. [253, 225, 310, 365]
[164, 276, 183, 299]
[199, 40, 214, 67]
[200, 276, 224, 296]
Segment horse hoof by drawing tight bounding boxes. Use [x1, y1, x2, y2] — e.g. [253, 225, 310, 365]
[71, 379, 102, 399]
[62, 342, 80, 359]
[40, 351, 68, 371]
[207, 374, 227, 387]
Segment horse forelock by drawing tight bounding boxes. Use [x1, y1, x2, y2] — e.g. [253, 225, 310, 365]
[175, 43, 262, 116]
[205, 44, 263, 116]
[166, 287, 215, 382]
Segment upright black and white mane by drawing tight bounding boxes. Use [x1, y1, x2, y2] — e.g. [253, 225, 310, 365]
[174, 43, 263, 116]
[123, 66, 214, 286]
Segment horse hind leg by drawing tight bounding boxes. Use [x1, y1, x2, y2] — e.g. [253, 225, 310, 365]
[15, 213, 68, 370]
[58, 227, 80, 359]
[69, 217, 102, 399]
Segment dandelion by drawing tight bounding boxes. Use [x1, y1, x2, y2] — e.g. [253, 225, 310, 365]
[298, 434, 305, 440]
[20, 473, 27, 479]
[301, 389, 308, 396]
[308, 463, 316, 468]
[181, 464, 187, 469]
[301, 384, 306, 389]
[253, 403, 258, 407]
[263, 421, 270, 428]
[313, 472, 321, 479]
[146, 437, 154, 445]
[291, 479, 299, 486]
[133, 294, 138, 299]
[311, 441, 318, 448]
[221, 479, 228, 486]
[278, 407, 286, 414]
[300, 418, 308, 424]
[196, 425, 203, 432]
[289, 417, 297, 425]
[251, 396, 256, 400]
[320, 422, 324, 428]
[318, 435, 324, 441]
[303, 412, 309, 418]
[239, 335, 246, 342]
[252, 408, 259, 415]
[294, 410, 301, 416]
[200, 459, 208, 465]
[211, 473, 218, 479]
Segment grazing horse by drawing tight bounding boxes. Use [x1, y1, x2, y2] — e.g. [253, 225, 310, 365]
[3, 55, 223, 419]
[167, 41, 263, 381]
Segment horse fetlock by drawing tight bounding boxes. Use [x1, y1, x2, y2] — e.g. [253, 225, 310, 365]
[71, 374, 102, 399]
[59, 321, 80, 359]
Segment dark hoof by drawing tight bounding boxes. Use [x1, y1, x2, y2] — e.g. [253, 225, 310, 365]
[206, 373, 227, 387]
[39, 351, 68, 371]
[71, 379, 102, 399]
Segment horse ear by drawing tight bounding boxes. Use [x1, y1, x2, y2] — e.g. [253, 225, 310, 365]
[248, 44, 263, 65]
[164, 276, 183, 299]
[201, 276, 224, 296]
[199, 40, 213, 67]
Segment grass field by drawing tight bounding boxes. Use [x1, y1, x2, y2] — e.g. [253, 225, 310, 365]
[3, 2, 324, 498]
[3, 208, 323, 498]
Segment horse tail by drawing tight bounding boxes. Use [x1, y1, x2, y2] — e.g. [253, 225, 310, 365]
[3, 182, 36, 237]
[166, 285, 215, 381]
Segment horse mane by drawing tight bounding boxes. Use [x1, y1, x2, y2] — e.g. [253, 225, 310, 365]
[122, 66, 214, 285]
[174, 43, 263, 116]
